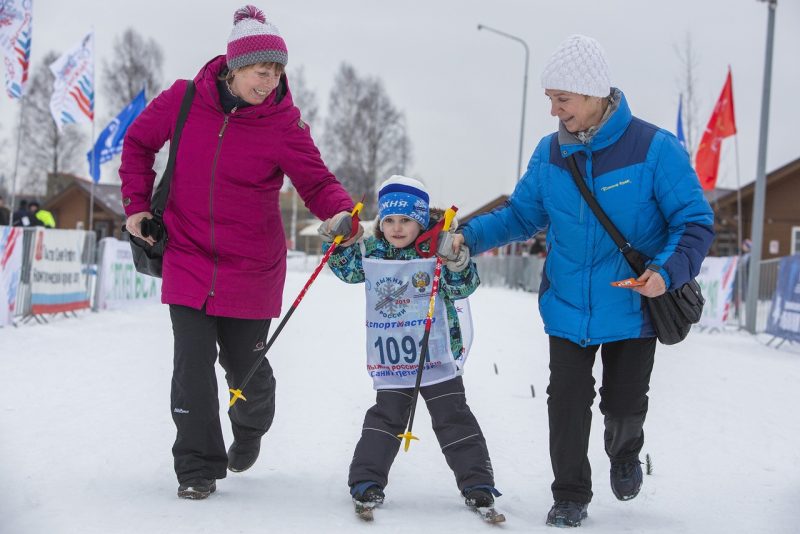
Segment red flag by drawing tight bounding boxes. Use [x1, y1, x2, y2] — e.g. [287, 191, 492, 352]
[695, 69, 737, 190]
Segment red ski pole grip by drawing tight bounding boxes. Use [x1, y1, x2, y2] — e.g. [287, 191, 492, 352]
[414, 205, 458, 257]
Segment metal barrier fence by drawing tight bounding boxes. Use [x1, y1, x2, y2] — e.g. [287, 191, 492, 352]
[729, 257, 780, 332]
[473, 254, 780, 333]
[473, 255, 545, 293]
[4, 236, 785, 333]
[11, 227, 96, 322]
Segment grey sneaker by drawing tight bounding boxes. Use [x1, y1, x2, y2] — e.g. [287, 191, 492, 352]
[177, 478, 216, 500]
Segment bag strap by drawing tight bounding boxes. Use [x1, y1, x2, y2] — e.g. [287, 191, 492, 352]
[565, 155, 646, 275]
[150, 81, 196, 218]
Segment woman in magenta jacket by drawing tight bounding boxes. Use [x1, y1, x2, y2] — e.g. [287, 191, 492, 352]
[120, 5, 360, 499]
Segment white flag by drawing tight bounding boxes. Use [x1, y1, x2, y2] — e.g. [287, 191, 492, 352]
[0, 0, 33, 99]
[49, 31, 93, 129]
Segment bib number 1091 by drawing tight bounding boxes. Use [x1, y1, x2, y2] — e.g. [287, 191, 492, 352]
[374, 336, 429, 364]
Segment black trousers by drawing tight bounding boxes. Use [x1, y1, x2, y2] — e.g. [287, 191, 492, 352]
[169, 305, 275, 483]
[547, 335, 656, 504]
[348, 376, 495, 493]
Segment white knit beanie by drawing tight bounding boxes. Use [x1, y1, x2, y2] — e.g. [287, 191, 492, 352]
[540, 35, 610, 98]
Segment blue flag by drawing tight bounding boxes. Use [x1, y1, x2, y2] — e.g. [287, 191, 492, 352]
[87, 89, 146, 183]
[676, 94, 687, 151]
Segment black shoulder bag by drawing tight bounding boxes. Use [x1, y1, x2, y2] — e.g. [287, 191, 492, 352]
[566, 156, 704, 345]
[122, 81, 195, 278]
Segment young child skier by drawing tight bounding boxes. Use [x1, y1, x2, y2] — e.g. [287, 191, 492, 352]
[318, 175, 502, 521]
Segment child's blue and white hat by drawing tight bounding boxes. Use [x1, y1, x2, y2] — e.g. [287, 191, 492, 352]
[378, 175, 430, 230]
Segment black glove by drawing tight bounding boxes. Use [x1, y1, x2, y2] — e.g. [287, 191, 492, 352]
[140, 218, 164, 241]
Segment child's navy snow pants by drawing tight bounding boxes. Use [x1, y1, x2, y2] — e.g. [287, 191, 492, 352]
[348, 376, 495, 493]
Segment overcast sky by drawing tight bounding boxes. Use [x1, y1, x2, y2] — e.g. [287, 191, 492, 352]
[1, 0, 798, 213]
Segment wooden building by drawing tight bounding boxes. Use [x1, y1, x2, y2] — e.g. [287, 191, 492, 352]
[711, 156, 800, 259]
[459, 195, 509, 226]
[43, 174, 126, 239]
[458, 194, 542, 255]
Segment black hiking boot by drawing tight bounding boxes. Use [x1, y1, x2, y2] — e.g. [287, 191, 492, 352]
[610, 460, 643, 501]
[177, 478, 216, 500]
[227, 438, 261, 473]
[546, 500, 588, 527]
[464, 488, 494, 508]
[353, 485, 385, 506]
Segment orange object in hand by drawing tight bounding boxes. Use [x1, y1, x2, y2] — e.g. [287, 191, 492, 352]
[611, 278, 645, 288]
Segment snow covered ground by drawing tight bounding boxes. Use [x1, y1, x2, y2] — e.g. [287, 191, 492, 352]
[2, 266, 799, 533]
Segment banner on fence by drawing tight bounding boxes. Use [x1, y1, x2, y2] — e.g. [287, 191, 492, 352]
[0, 227, 24, 325]
[765, 254, 800, 343]
[96, 237, 160, 310]
[696, 255, 739, 328]
[30, 228, 90, 314]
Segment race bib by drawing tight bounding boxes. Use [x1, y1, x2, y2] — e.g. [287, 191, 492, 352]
[363, 257, 458, 389]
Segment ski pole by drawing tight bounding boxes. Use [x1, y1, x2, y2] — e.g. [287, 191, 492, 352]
[229, 201, 364, 407]
[398, 205, 458, 452]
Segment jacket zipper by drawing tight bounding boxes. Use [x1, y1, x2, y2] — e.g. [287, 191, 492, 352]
[208, 106, 237, 298]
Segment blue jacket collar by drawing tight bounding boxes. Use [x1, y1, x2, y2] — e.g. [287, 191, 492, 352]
[558, 88, 631, 157]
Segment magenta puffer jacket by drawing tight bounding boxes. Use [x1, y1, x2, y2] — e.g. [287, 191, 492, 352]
[120, 55, 353, 319]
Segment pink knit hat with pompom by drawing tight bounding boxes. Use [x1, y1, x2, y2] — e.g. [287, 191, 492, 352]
[227, 5, 288, 70]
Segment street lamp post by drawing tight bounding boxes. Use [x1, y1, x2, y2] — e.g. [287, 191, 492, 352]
[477, 24, 529, 180]
[745, 0, 777, 333]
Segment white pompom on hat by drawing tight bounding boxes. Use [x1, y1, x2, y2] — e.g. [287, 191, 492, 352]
[540, 34, 611, 98]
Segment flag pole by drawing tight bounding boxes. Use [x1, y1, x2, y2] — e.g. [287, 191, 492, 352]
[728, 66, 745, 330]
[733, 132, 744, 329]
[7, 5, 32, 220]
[9, 95, 25, 219]
[88, 28, 96, 234]
[89, 174, 95, 230]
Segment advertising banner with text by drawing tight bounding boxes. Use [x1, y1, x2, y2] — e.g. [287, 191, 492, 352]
[96, 237, 161, 310]
[30, 229, 90, 314]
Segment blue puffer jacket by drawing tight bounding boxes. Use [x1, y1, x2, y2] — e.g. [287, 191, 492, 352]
[462, 90, 714, 346]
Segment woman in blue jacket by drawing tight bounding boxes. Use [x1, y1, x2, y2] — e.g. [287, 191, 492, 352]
[447, 35, 713, 527]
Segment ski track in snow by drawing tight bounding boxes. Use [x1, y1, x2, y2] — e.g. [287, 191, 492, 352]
[1, 267, 799, 533]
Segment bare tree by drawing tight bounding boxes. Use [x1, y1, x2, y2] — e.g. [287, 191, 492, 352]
[98, 28, 164, 185]
[17, 51, 88, 194]
[675, 32, 701, 163]
[288, 65, 319, 126]
[101, 28, 163, 113]
[322, 63, 412, 216]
